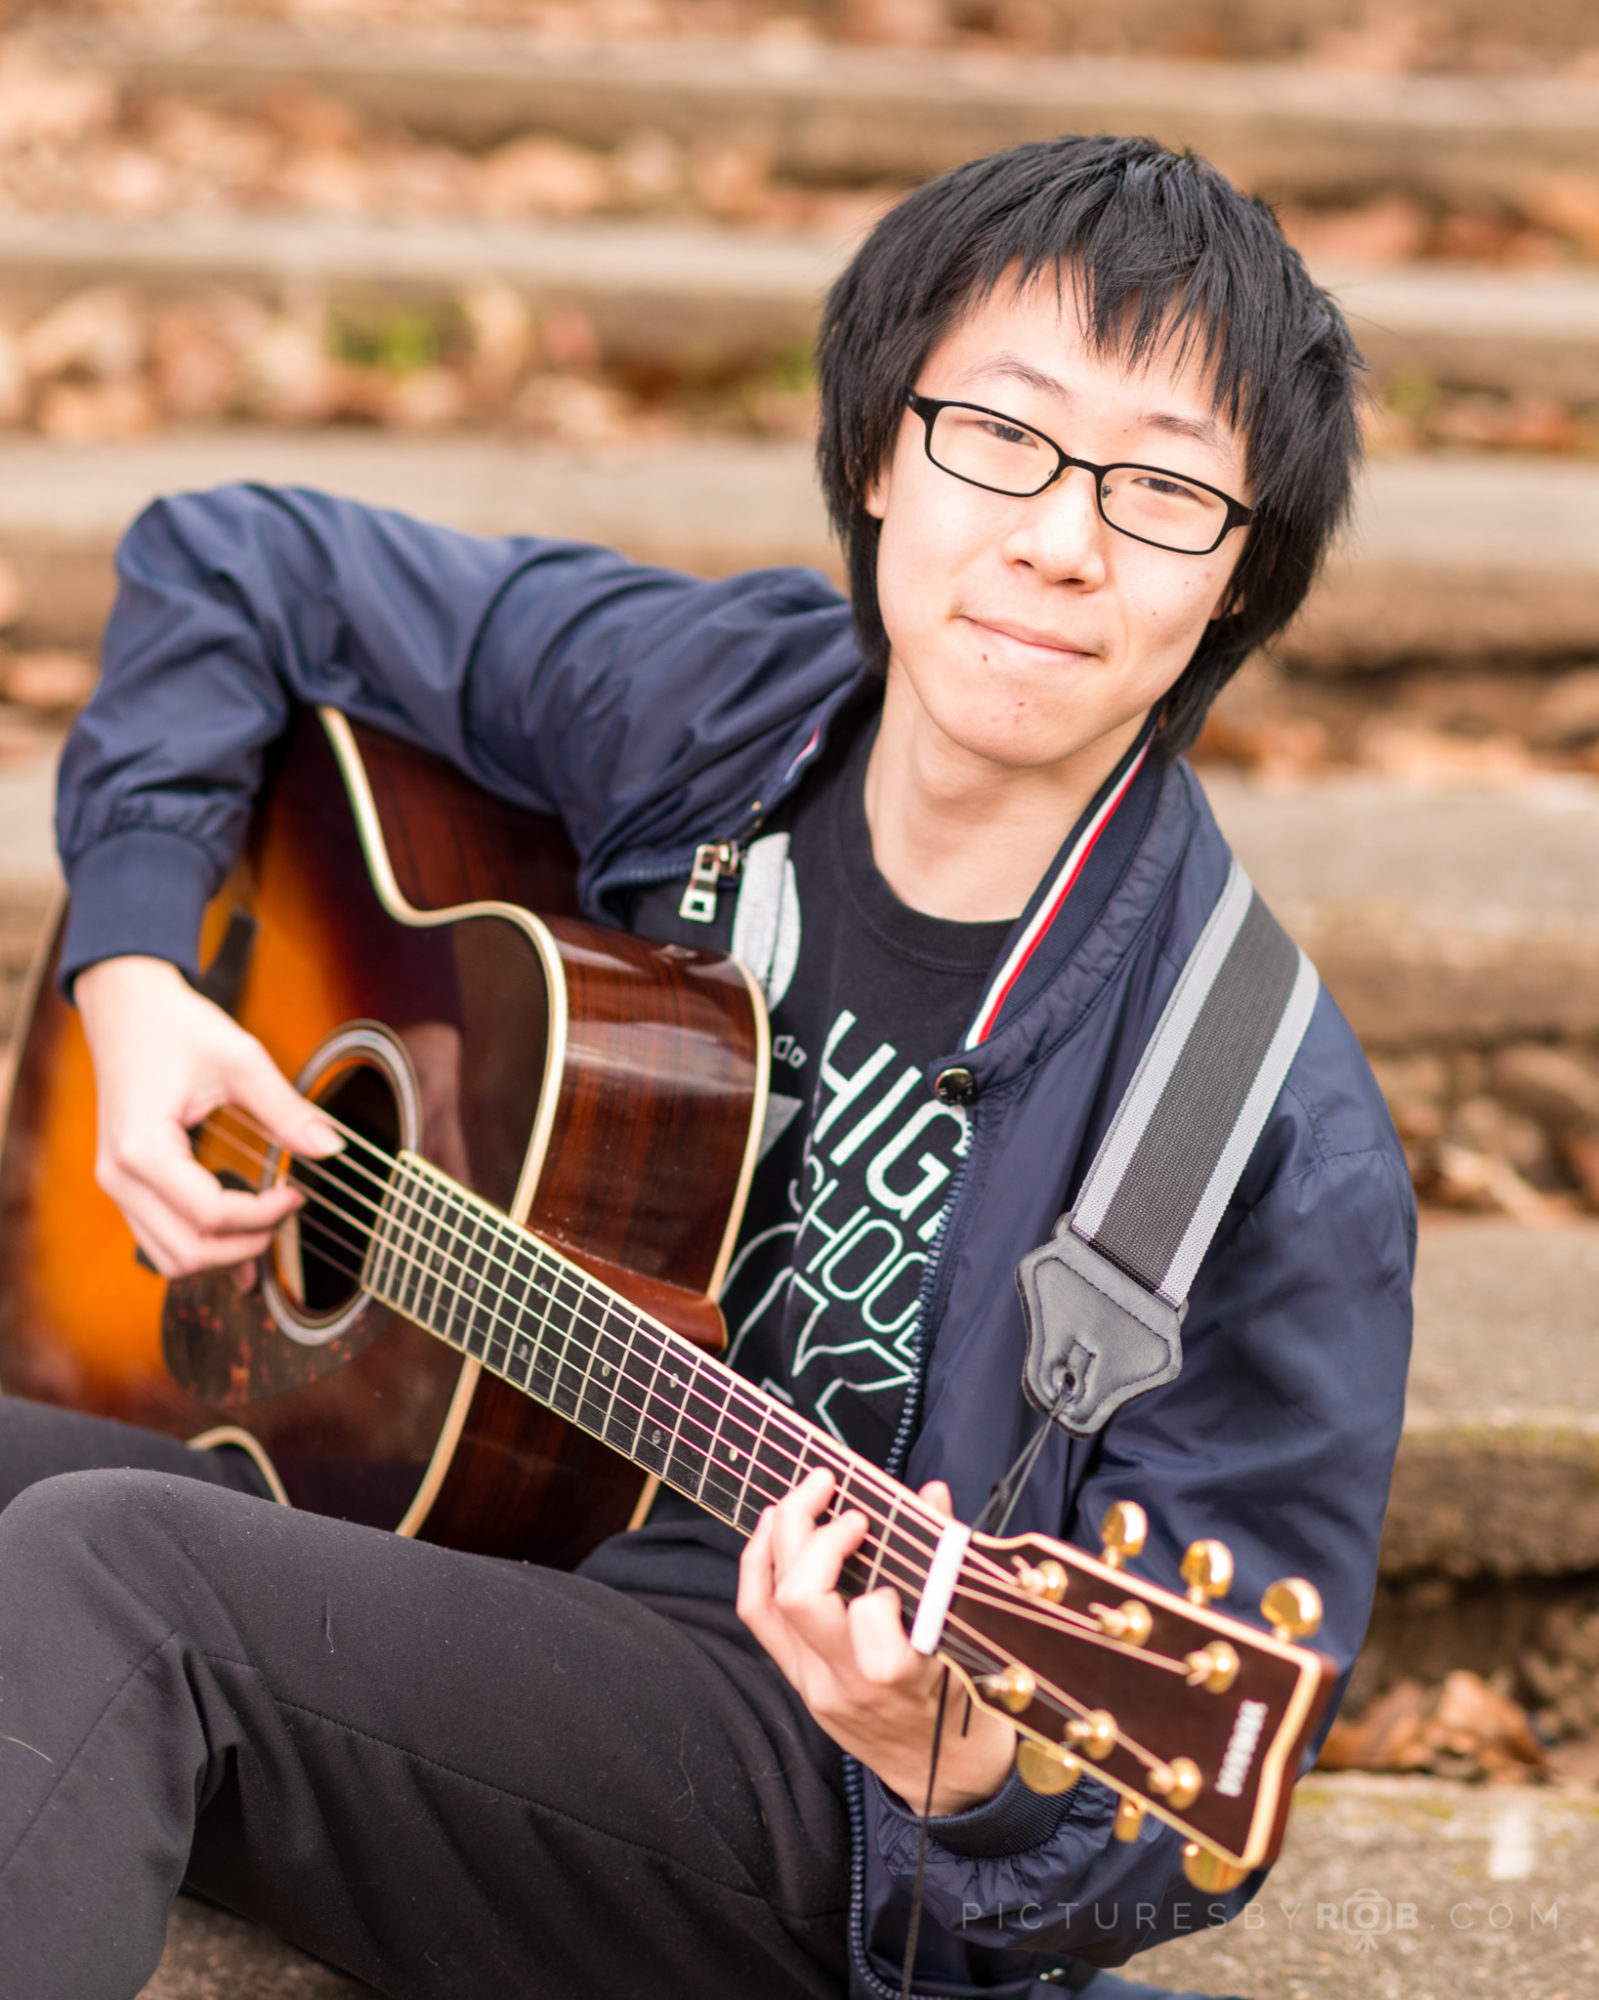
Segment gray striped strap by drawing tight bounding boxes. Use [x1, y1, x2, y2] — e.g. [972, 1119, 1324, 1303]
[1016, 862, 1319, 1436]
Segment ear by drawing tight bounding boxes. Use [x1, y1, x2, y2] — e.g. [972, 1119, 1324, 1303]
[864, 459, 890, 522]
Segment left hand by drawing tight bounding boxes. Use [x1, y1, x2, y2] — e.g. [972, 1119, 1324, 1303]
[738, 1467, 1018, 1816]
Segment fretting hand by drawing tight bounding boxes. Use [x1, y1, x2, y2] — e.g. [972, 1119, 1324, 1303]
[738, 1466, 1017, 1816]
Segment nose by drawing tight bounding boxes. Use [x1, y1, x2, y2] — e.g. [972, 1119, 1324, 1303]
[1000, 463, 1109, 586]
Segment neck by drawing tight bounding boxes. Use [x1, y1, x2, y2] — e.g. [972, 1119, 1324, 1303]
[862, 668, 1147, 923]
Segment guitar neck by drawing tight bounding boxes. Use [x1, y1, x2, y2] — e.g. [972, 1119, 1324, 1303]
[362, 1151, 945, 1603]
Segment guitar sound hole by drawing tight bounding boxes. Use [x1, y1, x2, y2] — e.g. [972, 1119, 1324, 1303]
[266, 1020, 422, 1348]
[295, 1061, 402, 1318]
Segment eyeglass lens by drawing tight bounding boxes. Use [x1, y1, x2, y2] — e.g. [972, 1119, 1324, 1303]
[926, 405, 1231, 554]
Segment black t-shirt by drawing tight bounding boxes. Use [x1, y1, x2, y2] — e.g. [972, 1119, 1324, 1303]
[579, 705, 1012, 1598]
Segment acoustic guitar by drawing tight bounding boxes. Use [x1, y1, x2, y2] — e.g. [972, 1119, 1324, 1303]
[0, 705, 1335, 1886]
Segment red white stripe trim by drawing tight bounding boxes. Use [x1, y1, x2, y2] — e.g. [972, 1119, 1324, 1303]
[964, 741, 1152, 1049]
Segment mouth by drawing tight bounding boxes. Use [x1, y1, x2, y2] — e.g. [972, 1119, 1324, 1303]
[962, 613, 1100, 660]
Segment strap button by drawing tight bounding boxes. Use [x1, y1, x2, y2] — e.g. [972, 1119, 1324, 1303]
[934, 1066, 976, 1105]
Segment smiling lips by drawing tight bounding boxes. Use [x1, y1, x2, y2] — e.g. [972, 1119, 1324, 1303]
[965, 613, 1101, 659]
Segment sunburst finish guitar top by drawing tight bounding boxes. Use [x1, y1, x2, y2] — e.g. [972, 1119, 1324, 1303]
[0, 706, 766, 1564]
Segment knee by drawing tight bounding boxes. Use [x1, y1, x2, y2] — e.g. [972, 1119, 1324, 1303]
[0, 1467, 209, 1578]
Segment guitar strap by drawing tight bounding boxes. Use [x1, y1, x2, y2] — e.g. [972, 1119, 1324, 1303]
[1015, 859, 1320, 1436]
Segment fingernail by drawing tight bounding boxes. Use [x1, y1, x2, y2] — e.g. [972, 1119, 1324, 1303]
[304, 1119, 342, 1153]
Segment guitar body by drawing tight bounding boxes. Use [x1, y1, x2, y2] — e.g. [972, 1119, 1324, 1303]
[0, 708, 766, 1566]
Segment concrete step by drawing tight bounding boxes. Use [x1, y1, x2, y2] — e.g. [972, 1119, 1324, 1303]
[5, 212, 1597, 401]
[142, 1896, 364, 1998]
[0, 213, 847, 372]
[1392, 1220, 1599, 1579]
[1123, 1771, 1592, 1997]
[41, 23, 1599, 203]
[134, 1770, 1599, 1996]
[1206, 770, 1599, 1044]
[0, 431, 1595, 670]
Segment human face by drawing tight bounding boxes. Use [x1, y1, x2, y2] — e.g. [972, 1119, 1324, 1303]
[865, 276, 1251, 783]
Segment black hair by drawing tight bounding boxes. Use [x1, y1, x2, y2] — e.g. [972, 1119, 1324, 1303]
[815, 134, 1364, 756]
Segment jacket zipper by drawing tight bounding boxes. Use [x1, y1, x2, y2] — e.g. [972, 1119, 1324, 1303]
[678, 839, 744, 923]
[845, 1146, 972, 2000]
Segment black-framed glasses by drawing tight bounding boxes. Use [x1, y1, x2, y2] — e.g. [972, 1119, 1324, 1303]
[906, 390, 1253, 556]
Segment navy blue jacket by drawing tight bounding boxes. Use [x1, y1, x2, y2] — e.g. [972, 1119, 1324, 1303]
[58, 487, 1415, 1999]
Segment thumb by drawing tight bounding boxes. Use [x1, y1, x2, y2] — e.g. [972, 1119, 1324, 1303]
[918, 1479, 954, 1519]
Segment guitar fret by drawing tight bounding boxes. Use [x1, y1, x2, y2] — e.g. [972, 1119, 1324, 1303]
[461, 1207, 502, 1360]
[610, 1328, 659, 1463]
[694, 1374, 735, 1510]
[362, 1162, 401, 1297]
[545, 1265, 589, 1420]
[578, 1296, 629, 1439]
[391, 1168, 432, 1318]
[731, 1398, 772, 1535]
[700, 1387, 763, 1527]
[434, 1182, 475, 1350]
[629, 1332, 673, 1479]
[419, 1180, 455, 1329]
[865, 1489, 900, 1595]
[486, 1242, 532, 1376]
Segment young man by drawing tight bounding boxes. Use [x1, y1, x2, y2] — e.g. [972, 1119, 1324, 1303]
[2, 135, 1412, 1999]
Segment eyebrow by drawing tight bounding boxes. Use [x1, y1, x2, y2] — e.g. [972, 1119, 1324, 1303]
[957, 353, 1234, 460]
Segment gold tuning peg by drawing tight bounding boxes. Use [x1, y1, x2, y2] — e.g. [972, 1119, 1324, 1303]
[1181, 1538, 1234, 1606]
[1183, 1640, 1240, 1693]
[977, 1665, 1037, 1715]
[1148, 1756, 1203, 1811]
[1099, 1501, 1147, 1570]
[1182, 1843, 1249, 1892]
[1016, 1740, 1082, 1796]
[1065, 1709, 1118, 1761]
[1093, 1599, 1153, 1646]
[1013, 1556, 1068, 1604]
[1262, 1577, 1323, 1641]
[1113, 1798, 1146, 1842]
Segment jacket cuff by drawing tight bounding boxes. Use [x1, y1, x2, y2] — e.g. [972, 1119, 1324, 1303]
[870, 1763, 1073, 1859]
[59, 830, 216, 996]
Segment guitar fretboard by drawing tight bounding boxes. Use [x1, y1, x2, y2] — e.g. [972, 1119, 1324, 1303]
[362, 1152, 942, 1602]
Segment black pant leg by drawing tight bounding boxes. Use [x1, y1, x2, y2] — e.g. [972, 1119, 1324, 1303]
[0, 1395, 270, 1506]
[0, 1467, 849, 2000]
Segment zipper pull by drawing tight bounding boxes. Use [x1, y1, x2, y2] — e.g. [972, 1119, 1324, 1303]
[678, 840, 742, 923]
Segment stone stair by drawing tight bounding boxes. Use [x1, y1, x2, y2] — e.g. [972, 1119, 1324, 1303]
[0, 430, 1596, 669]
[38, 21, 1599, 200]
[3, 211, 1597, 398]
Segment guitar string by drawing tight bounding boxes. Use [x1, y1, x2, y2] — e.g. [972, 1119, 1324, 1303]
[198, 1111, 959, 1573]
[201, 1106, 965, 1573]
[187, 1116, 1213, 1787]
[203, 1102, 1214, 1712]
[196, 1112, 1228, 1758]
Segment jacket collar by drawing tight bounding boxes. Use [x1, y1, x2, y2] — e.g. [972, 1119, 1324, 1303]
[933, 757, 1214, 1089]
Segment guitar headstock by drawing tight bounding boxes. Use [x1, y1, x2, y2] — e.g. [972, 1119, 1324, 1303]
[945, 1502, 1336, 1885]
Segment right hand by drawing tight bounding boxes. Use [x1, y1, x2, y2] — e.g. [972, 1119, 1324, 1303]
[75, 955, 341, 1281]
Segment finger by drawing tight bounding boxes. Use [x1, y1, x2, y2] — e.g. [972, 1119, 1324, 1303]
[771, 1508, 869, 1631]
[847, 1586, 925, 1688]
[767, 1466, 840, 1572]
[737, 1505, 778, 1625]
[918, 1479, 954, 1519]
[224, 1037, 341, 1158]
[107, 1120, 302, 1241]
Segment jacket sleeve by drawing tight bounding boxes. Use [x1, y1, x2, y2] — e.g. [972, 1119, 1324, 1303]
[867, 1087, 1416, 1975]
[57, 483, 858, 988]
